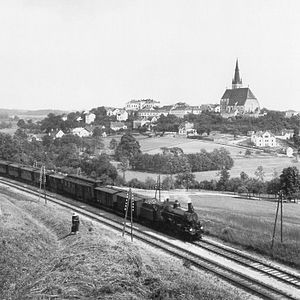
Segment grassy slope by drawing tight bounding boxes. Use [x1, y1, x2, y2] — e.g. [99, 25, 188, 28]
[0, 188, 255, 300]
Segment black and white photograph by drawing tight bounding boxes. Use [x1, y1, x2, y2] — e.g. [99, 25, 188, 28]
[0, 1, 300, 299]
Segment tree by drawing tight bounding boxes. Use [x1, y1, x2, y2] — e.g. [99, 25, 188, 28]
[280, 166, 300, 201]
[161, 176, 175, 190]
[255, 165, 265, 181]
[245, 149, 252, 156]
[118, 157, 129, 181]
[217, 168, 230, 191]
[115, 134, 141, 161]
[17, 119, 26, 128]
[175, 168, 195, 191]
[267, 178, 281, 196]
[109, 138, 118, 150]
[240, 171, 249, 182]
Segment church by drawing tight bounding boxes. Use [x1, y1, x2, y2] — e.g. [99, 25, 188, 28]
[220, 60, 260, 116]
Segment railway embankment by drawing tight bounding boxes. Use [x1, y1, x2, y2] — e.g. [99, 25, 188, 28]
[0, 187, 256, 300]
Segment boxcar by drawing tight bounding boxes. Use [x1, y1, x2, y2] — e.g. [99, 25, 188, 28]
[48, 173, 66, 194]
[114, 190, 144, 219]
[7, 163, 21, 179]
[20, 166, 37, 183]
[0, 160, 9, 176]
[62, 175, 101, 202]
[94, 187, 122, 209]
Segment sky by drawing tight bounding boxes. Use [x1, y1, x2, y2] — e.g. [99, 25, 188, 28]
[0, 0, 300, 111]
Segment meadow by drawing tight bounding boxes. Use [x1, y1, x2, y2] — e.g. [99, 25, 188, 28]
[129, 188, 300, 268]
[123, 136, 300, 182]
[191, 193, 300, 268]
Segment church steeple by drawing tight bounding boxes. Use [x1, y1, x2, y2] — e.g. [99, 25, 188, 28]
[232, 59, 243, 89]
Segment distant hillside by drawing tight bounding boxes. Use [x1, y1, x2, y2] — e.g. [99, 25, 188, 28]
[0, 109, 69, 116]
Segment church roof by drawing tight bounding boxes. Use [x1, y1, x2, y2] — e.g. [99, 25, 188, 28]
[221, 87, 257, 106]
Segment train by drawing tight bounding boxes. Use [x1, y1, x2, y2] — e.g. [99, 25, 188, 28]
[0, 160, 204, 240]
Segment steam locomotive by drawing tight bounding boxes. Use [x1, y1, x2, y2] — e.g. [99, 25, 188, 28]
[0, 160, 203, 240]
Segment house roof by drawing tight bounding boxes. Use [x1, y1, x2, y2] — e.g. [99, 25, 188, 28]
[221, 88, 257, 106]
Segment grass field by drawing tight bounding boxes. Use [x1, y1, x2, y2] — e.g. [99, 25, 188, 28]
[124, 136, 299, 182]
[0, 187, 253, 300]
[128, 188, 300, 268]
[139, 136, 246, 157]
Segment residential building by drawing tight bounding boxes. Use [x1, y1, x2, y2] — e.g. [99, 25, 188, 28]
[110, 121, 127, 131]
[125, 99, 160, 111]
[116, 109, 128, 121]
[72, 127, 91, 137]
[251, 131, 277, 147]
[285, 110, 300, 118]
[133, 119, 150, 129]
[84, 112, 96, 124]
[276, 129, 294, 140]
[220, 60, 260, 116]
[286, 147, 294, 157]
[178, 122, 197, 136]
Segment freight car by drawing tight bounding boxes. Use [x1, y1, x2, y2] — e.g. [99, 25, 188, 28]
[0, 160, 204, 240]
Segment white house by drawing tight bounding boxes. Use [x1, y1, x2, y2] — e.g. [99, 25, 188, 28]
[110, 122, 127, 131]
[286, 147, 294, 157]
[276, 130, 294, 140]
[251, 131, 277, 147]
[116, 110, 128, 121]
[84, 112, 96, 124]
[54, 130, 65, 139]
[72, 127, 91, 137]
[126, 99, 160, 111]
[285, 110, 300, 118]
[178, 122, 197, 136]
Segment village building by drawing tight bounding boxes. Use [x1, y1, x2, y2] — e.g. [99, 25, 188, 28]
[110, 121, 127, 131]
[220, 60, 260, 117]
[276, 129, 294, 140]
[116, 109, 128, 121]
[285, 110, 300, 118]
[125, 99, 160, 111]
[133, 118, 151, 129]
[72, 127, 91, 138]
[178, 122, 197, 136]
[84, 112, 96, 124]
[286, 147, 294, 157]
[251, 131, 277, 147]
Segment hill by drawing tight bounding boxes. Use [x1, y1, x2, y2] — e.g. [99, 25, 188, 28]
[0, 186, 253, 300]
[0, 108, 69, 116]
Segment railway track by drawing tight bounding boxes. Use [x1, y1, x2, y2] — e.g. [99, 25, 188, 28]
[0, 178, 299, 300]
[193, 239, 300, 289]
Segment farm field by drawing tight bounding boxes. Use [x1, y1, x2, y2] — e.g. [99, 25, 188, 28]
[129, 188, 300, 268]
[139, 136, 246, 157]
[123, 136, 298, 182]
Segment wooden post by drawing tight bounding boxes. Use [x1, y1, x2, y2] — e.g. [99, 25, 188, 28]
[38, 166, 43, 202]
[122, 190, 130, 237]
[271, 195, 280, 249]
[131, 192, 134, 242]
[280, 193, 283, 243]
[43, 166, 47, 205]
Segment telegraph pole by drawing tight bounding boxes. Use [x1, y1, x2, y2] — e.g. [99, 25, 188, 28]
[271, 191, 283, 249]
[43, 166, 47, 205]
[131, 192, 134, 242]
[122, 189, 130, 237]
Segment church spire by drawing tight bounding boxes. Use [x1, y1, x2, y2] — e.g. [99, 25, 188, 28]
[232, 59, 243, 89]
